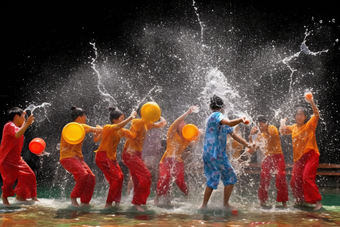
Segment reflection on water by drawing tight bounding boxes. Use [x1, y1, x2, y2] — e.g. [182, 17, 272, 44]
[0, 188, 339, 226]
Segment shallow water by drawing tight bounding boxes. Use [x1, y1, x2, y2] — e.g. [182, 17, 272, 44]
[1, 186, 339, 227]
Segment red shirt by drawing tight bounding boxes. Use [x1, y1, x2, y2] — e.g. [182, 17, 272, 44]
[0, 122, 24, 165]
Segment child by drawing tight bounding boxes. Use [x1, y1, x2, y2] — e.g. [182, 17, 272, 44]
[201, 95, 251, 210]
[95, 107, 136, 208]
[154, 105, 199, 206]
[279, 93, 322, 210]
[59, 106, 102, 207]
[122, 109, 167, 212]
[248, 115, 288, 207]
[0, 107, 38, 206]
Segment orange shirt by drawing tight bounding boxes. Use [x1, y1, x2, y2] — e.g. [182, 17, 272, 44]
[59, 124, 91, 160]
[160, 122, 191, 163]
[231, 138, 243, 158]
[123, 119, 154, 153]
[285, 115, 319, 162]
[95, 124, 135, 160]
[256, 125, 283, 157]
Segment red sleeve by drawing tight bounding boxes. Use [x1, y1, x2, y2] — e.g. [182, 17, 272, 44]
[4, 122, 17, 137]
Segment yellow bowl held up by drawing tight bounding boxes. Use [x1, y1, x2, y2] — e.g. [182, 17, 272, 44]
[182, 124, 199, 141]
[141, 102, 161, 122]
[62, 122, 85, 144]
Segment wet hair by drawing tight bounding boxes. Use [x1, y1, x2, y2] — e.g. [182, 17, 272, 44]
[109, 107, 124, 123]
[210, 95, 224, 110]
[7, 107, 24, 121]
[256, 115, 268, 124]
[295, 106, 310, 124]
[70, 106, 86, 121]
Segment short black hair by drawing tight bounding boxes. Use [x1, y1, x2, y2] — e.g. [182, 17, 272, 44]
[210, 95, 224, 110]
[7, 107, 24, 121]
[256, 115, 268, 123]
[70, 106, 86, 121]
[295, 106, 310, 124]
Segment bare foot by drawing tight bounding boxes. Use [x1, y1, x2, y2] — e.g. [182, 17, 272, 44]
[314, 201, 322, 210]
[80, 203, 90, 207]
[1, 194, 10, 206]
[224, 204, 237, 210]
[134, 204, 145, 212]
[282, 201, 288, 208]
[154, 196, 159, 206]
[104, 203, 112, 208]
[15, 195, 27, 202]
[32, 197, 39, 202]
[199, 204, 207, 210]
[114, 203, 120, 208]
[70, 197, 79, 207]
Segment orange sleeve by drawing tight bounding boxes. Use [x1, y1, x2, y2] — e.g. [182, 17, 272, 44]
[103, 124, 120, 135]
[268, 125, 279, 136]
[119, 128, 136, 139]
[307, 115, 319, 130]
[81, 124, 92, 133]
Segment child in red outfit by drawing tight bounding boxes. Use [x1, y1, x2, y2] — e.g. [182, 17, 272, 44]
[280, 94, 322, 210]
[249, 115, 288, 207]
[0, 107, 38, 206]
[154, 105, 199, 206]
[95, 107, 136, 208]
[59, 106, 102, 207]
[122, 110, 167, 212]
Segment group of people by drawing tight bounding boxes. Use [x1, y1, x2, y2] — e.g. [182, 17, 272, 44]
[0, 93, 323, 211]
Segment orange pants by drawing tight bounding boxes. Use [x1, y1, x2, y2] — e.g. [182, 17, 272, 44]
[290, 150, 322, 204]
[60, 157, 96, 203]
[95, 151, 123, 204]
[258, 153, 288, 203]
[156, 157, 188, 196]
[0, 158, 37, 199]
[122, 149, 151, 205]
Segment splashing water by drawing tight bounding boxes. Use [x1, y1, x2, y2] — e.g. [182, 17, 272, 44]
[24, 102, 51, 122]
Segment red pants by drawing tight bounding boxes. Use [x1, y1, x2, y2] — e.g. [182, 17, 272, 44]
[0, 158, 37, 199]
[258, 153, 288, 203]
[122, 150, 151, 205]
[95, 151, 123, 204]
[60, 157, 96, 203]
[156, 157, 188, 196]
[290, 150, 322, 204]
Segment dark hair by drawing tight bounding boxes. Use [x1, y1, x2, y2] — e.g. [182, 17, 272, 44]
[109, 107, 123, 123]
[256, 115, 268, 124]
[210, 95, 224, 110]
[7, 107, 24, 121]
[295, 107, 310, 124]
[70, 106, 86, 121]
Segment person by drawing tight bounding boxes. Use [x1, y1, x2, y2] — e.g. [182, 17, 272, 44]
[226, 125, 244, 160]
[154, 105, 199, 206]
[279, 94, 322, 210]
[94, 107, 137, 208]
[0, 107, 38, 206]
[201, 95, 252, 210]
[59, 106, 102, 207]
[248, 115, 288, 207]
[122, 108, 167, 212]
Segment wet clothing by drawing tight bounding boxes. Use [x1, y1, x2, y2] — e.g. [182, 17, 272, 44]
[59, 124, 91, 160]
[284, 115, 321, 204]
[122, 149, 151, 205]
[156, 157, 187, 196]
[258, 153, 288, 203]
[255, 125, 288, 203]
[123, 119, 153, 153]
[95, 124, 135, 204]
[0, 122, 37, 199]
[60, 157, 95, 203]
[59, 123, 95, 203]
[96, 151, 124, 204]
[203, 112, 236, 189]
[156, 122, 191, 196]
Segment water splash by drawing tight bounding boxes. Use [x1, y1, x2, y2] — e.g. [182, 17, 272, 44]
[90, 42, 117, 106]
[24, 102, 51, 122]
[192, 0, 205, 44]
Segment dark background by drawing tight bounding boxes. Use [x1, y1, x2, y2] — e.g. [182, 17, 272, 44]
[1, 1, 339, 182]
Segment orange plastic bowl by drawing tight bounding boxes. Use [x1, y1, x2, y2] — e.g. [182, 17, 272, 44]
[182, 124, 199, 141]
[305, 92, 313, 100]
[141, 102, 161, 122]
[62, 122, 85, 144]
[29, 138, 46, 155]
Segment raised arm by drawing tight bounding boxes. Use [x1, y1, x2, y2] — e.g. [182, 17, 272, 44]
[153, 117, 167, 128]
[279, 118, 292, 135]
[308, 98, 320, 118]
[230, 131, 251, 149]
[15, 114, 35, 138]
[168, 105, 198, 136]
[220, 117, 246, 127]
